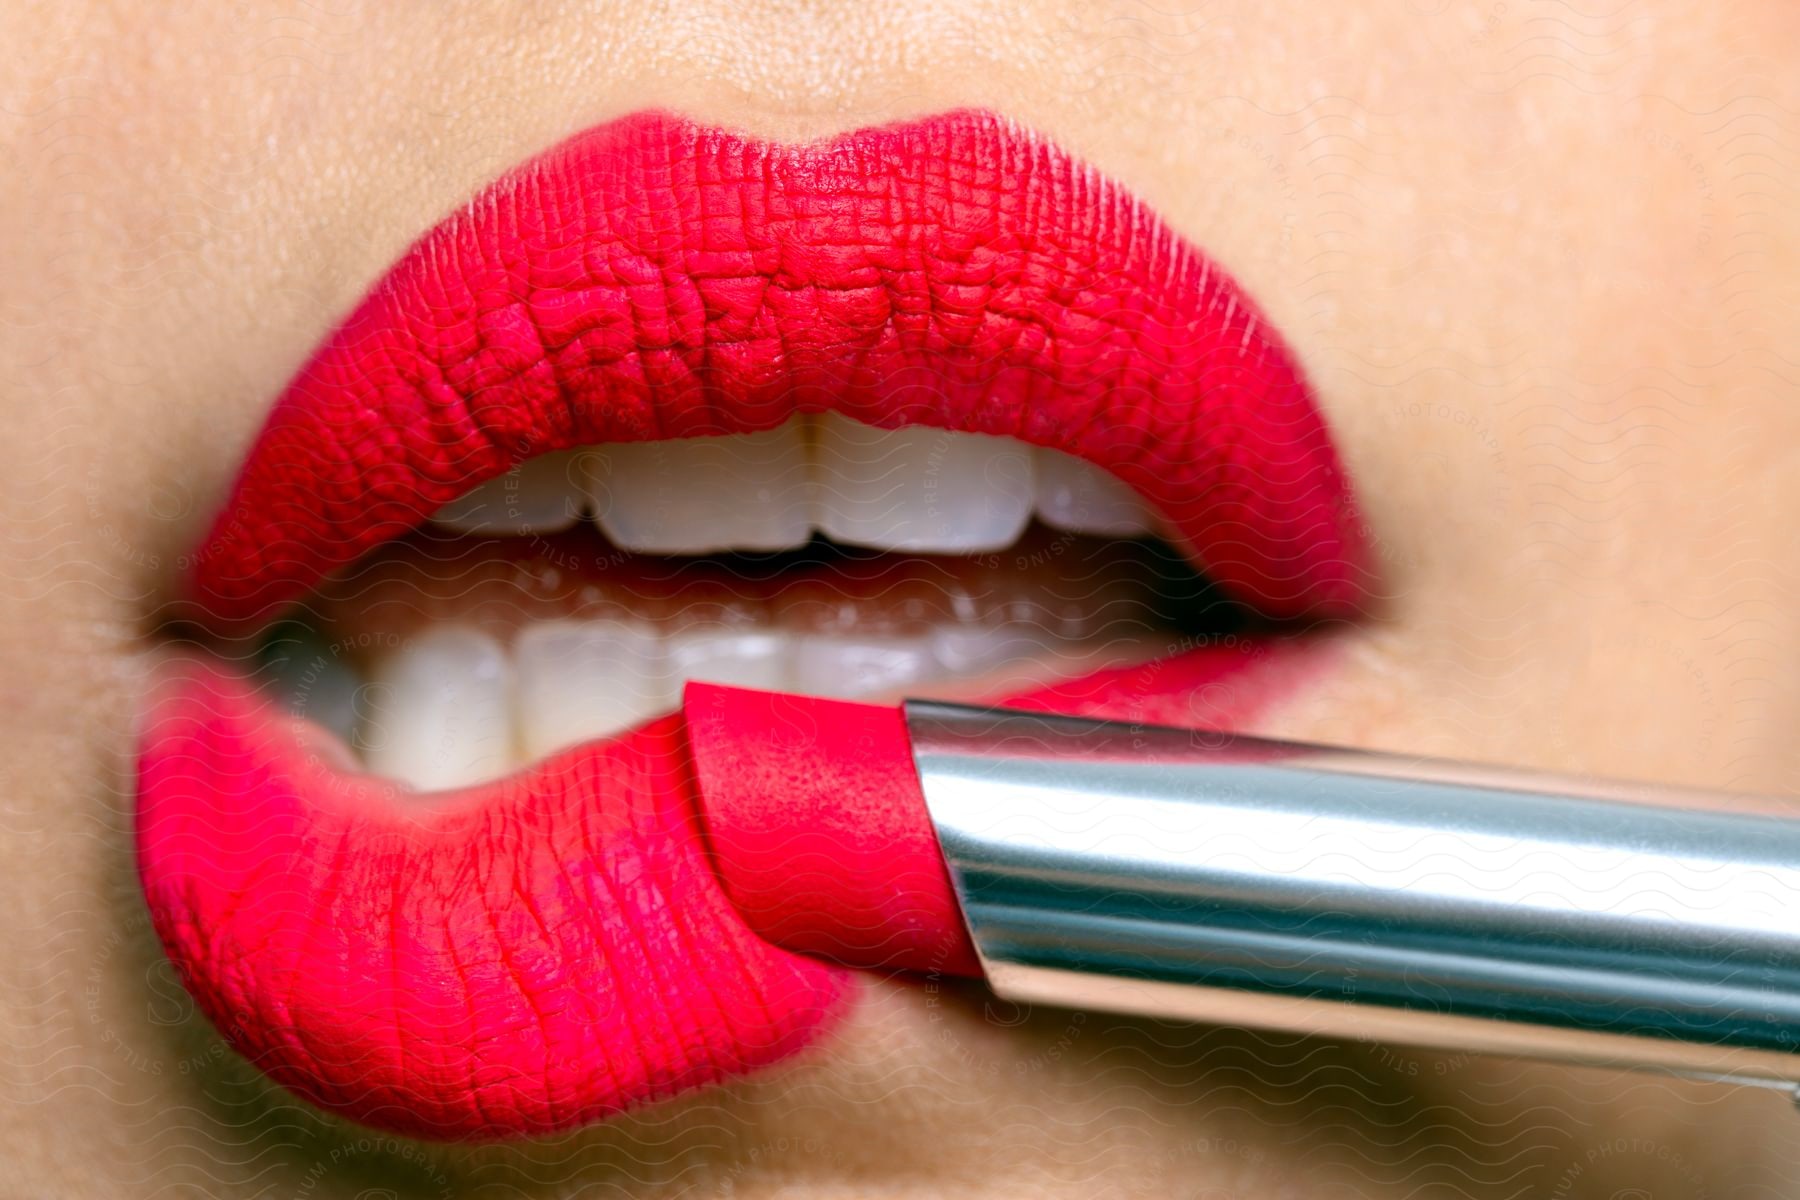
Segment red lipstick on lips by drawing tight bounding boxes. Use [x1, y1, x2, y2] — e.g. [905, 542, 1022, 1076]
[139, 110, 1367, 1140]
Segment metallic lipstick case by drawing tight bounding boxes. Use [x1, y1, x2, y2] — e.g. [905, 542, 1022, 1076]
[903, 701, 1800, 1096]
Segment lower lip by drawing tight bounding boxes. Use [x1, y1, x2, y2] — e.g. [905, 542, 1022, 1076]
[138, 630, 1335, 1139]
[138, 108, 1366, 1141]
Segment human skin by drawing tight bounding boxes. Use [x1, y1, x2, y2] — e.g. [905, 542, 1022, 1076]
[3, 0, 1799, 1195]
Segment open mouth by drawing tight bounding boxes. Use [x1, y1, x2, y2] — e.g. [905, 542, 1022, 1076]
[252, 429, 1231, 792]
[137, 110, 1367, 1141]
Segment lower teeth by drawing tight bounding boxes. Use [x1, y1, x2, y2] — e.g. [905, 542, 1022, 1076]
[252, 528, 1234, 793]
[257, 615, 1176, 793]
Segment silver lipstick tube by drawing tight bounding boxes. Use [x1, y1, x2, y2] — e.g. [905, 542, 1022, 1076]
[903, 700, 1800, 1091]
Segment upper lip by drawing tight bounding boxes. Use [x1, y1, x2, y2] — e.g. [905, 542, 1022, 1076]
[181, 107, 1364, 636]
[139, 108, 1369, 1142]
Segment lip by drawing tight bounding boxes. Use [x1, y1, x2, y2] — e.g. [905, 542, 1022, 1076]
[138, 109, 1369, 1140]
[179, 108, 1362, 632]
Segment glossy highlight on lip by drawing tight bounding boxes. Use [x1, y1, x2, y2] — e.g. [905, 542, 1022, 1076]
[138, 109, 1368, 1140]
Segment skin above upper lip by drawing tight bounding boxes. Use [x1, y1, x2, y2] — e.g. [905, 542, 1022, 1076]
[136, 109, 1369, 1141]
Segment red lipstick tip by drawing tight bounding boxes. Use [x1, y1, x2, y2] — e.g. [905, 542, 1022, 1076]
[684, 682, 982, 979]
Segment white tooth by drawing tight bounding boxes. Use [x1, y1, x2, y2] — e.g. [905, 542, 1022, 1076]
[667, 629, 791, 691]
[810, 413, 1034, 553]
[587, 423, 812, 554]
[928, 625, 1055, 676]
[432, 451, 586, 535]
[514, 620, 672, 760]
[789, 633, 938, 699]
[1033, 448, 1154, 537]
[360, 627, 514, 792]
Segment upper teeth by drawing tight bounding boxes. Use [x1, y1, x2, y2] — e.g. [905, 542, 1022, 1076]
[589, 424, 813, 555]
[431, 415, 1155, 550]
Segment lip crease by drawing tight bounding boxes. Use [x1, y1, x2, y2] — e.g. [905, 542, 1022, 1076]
[137, 108, 1369, 1141]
